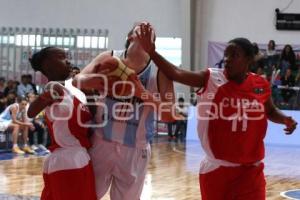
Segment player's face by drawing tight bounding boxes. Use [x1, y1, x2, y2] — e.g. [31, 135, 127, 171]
[44, 48, 72, 80]
[223, 43, 249, 81]
[28, 93, 36, 103]
[19, 100, 28, 110]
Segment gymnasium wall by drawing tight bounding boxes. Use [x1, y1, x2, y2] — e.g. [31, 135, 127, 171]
[186, 106, 300, 146]
[0, 0, 191, 98]
[0, 0, 187, 50]
[2, 0, 300, 99]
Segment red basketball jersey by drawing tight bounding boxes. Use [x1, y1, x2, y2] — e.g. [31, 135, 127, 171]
[45, 79, 92, 152]
[197, 68, 271, 164]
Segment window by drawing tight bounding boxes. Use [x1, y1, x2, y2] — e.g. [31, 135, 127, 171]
[156, 37, 182, 66]
[76, 36, 108, 48]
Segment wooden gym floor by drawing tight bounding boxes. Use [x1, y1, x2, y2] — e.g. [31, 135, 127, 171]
[0, 139, 300, 200]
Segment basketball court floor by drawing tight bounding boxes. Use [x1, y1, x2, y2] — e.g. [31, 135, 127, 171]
[0, 137, 300, 200]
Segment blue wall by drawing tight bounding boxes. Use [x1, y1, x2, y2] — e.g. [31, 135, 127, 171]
[186, 106, 300, 147]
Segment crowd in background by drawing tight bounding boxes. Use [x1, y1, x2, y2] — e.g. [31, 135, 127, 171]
[251, 40, 300, 110]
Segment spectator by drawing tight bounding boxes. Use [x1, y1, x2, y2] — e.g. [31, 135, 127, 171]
[0, 96, 35, 154]
[173, 97, 188, 141]
[250, 43, 264, 73]
[256, 66, 267, 79]
[17, 75, 34, 97]
[295, 70, 300, 86]
[26, 92, 49, 153]
[0, 77, 5, 98]
[26, 74, 38, 95]
[6, 91, 17, 106]
[265, 40, 277, 56]
[4, 80, 17, 97]
[279, 44, 297, 75]
[281, 68, 296, 105]
[0, 97, 6, 113]
[264, 40, 278, 79]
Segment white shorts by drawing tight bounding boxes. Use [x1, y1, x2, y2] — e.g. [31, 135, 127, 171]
[43, 146, 91, 174]
[89, 135, 150, 200]
[0, 120, 11, 132]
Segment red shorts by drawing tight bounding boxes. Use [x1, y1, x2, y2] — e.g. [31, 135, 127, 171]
[41, 162, 97, 200]
[199, 163, 266, 200]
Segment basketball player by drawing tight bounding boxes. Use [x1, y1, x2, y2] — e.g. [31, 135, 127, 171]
[0, 96, 35, 154]
[137, 24, 297, 200]
[73, 21, 175, 200]
[27, 47, 97, 200]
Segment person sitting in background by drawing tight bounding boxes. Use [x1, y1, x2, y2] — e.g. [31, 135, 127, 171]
[173, 97, 188, 141]
[4, 80, 17, 97]
[250, 43, 264, 73]
[6, 91, 17, 106]
[26, 92, 49, 154]
[17, 75, 34, 97]
[256, 66, 267, 79]
[0, 96, 35, 154]
[27, 74, 38, 95]
[0, 96, 6, 113]
[280, 68, 296, 106]
[295, 70, 300, 86]
[0, 77, 5, 98]
[279, 45, 297, 76]
[264, 40, 278, 80]
[265, 40, 277, 56]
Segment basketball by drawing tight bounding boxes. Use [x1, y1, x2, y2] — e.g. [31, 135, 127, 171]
[95, 56, 137, 97]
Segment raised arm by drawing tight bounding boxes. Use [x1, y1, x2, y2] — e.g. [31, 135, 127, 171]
[136, 23, 207, 88]
[265, 97, 297, 134]
[72, 53, 116, 92]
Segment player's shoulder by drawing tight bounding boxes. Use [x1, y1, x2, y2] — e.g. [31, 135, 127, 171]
[249, 73, 270, 87]
[94, 51, 119, 67]
[207, 67, 226, 83]
[208, 67, 224, 74]
[44, 81, 66, 98]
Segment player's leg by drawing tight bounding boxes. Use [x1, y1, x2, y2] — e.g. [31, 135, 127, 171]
[110, 144, 150, 200]
[89, 137, 115, 199]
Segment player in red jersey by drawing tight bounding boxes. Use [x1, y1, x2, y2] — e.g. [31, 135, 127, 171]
[136, 24, 297, 200]
[27, 47, 97, 200]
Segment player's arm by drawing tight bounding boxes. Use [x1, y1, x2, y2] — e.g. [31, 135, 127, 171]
[80, 51, 112, 74]
[136, 24, 207, 88]
[27, 82, 64, 118]
[10, 105, 32, 127]
[265, 97, 297, 134]
[158, 70, 175, 103]
[72, 52, 116, 91]
[156, 70, 176, 122]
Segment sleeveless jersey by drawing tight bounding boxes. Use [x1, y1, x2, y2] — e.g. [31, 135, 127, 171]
[94, 50, 159, 148]
[197, 68, 271, 164]
[45, 79, 92, 152]
[0, 103, 19, 122]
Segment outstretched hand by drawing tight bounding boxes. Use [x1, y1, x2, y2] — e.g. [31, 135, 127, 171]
[136, 23, 156, 56]
[283, 116, 297, 135]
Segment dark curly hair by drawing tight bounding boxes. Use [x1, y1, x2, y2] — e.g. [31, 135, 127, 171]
[29, 47, 55, 72]
[229, 38, 255, 59]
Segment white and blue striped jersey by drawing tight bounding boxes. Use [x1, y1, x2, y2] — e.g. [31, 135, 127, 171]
[93, 50, 159, 148]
